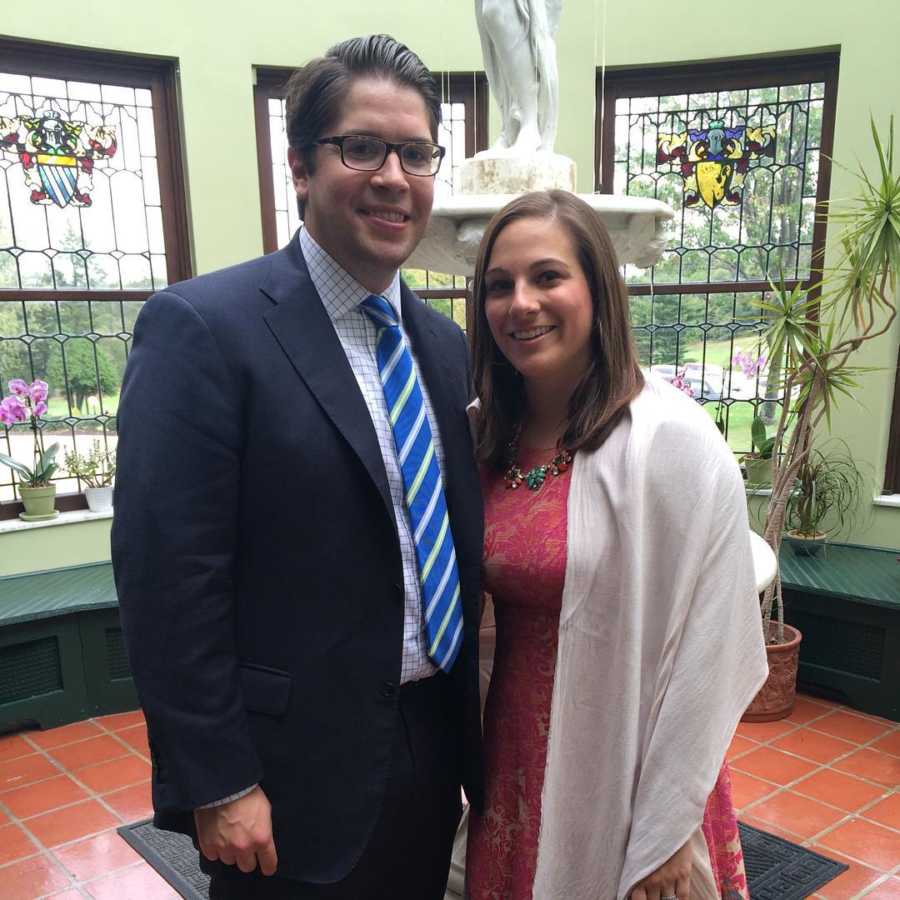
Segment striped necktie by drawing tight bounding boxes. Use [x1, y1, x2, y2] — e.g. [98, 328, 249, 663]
[360, 294, 463, 672]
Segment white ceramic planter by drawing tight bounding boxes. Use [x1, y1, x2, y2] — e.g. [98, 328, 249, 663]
[84, 485, 113, 512]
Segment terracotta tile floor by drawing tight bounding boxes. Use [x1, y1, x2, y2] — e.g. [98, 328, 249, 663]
[0, 695, 896, 898]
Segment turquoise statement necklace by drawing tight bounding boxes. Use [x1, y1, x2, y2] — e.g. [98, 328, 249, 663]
[503, 429, 573, 491]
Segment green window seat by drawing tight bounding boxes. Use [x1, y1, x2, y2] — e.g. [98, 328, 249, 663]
[0, 562, 137, 733]
[781, 543, 900, 721]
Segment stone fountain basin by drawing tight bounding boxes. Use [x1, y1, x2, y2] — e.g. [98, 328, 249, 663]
[406, 192, 675, 276]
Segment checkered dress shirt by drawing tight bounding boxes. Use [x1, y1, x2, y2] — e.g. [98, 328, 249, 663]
[300, 227, 442, 683]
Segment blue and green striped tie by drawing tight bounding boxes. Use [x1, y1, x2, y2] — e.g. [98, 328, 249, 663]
[361, 294, 463, 672]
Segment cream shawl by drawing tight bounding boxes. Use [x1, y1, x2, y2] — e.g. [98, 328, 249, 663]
[522, 376, 769, 899]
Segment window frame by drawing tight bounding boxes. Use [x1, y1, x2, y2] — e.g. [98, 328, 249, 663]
[884, 344, 900, 494]
[0, 37, 192, 517]
[595, 51, 840, 452]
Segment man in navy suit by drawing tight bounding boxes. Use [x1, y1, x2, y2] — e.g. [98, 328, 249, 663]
[112, 35, 483, 900]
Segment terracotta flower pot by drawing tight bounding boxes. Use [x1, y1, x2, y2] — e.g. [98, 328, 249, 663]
[742, 622, 802, 722]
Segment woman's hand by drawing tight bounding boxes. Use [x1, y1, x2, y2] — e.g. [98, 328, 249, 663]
[628, 838, 692, 900]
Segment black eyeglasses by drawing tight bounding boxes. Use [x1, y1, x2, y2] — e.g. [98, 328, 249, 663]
[309, 134, 445, 177]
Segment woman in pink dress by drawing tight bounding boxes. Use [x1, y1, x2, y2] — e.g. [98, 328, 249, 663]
[464, 190, 768, 900]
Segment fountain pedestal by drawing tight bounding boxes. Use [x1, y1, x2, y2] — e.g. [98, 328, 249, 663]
[459, 151, 577, 194]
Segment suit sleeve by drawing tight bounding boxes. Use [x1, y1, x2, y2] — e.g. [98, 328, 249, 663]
[111, 289, 263, 813]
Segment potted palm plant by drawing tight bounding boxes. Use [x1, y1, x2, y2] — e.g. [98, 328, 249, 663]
[64, 441, 116, 511]
[0, 378, 60, 520]
[743, 117, 899, 721]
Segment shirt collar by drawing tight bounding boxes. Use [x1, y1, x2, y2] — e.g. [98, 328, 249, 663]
[299, 226, 403, 323]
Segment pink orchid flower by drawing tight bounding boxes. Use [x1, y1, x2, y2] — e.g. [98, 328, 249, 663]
[29, 380, 49, 404]
[0, 395, 27, 425]
[668, 371, 695, 398]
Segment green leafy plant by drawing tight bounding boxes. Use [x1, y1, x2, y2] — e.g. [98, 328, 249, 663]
[746, 416, 776, 460]
[785, 441, 864, 539]
[758, 116, 899, 642]
[63, 442, 116, 488]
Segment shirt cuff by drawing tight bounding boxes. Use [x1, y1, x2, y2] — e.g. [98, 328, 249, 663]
[197, 784, 258, 809]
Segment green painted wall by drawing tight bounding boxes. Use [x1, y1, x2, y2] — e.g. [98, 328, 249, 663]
[0, 519, 111, 577]
[2, 0, 898, 574]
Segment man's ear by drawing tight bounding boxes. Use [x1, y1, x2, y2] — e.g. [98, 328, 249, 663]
[287, 146, 309, 207]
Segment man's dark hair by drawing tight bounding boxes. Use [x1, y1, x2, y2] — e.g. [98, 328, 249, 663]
[284, 34, 442, 216]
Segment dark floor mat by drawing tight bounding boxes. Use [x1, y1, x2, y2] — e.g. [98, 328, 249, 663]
[118, 818, 849, 899]
[738, 821, 848, 899]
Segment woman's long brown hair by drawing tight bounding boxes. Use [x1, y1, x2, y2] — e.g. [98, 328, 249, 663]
[470, 190, 644, 468]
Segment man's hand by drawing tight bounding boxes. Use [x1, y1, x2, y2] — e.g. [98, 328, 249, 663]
[194, 785, 278, 876]
[628, 837, 692, 900]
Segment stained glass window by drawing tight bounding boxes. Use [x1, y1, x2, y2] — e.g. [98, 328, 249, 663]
[0, 41, 190, 510]
[598, 54, 838, 454]
[1, 76, 167, 292]
[253, 69, 487, 332]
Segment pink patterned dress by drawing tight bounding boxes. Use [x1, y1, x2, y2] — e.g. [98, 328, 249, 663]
[465, 449, 750, 900]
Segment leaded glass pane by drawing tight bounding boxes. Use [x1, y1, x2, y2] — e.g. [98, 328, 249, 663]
[436, 99, 469, 200]
[613, 81, 826, 286]
[611, 71, 831, 455]
[0, 295, 129, 500]
[0, 71, 168, 291]
[629, 285, 800, 453]
[268, 98, 301, 251]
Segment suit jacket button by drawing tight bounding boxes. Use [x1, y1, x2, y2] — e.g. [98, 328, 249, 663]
[380, 681, 396, 698]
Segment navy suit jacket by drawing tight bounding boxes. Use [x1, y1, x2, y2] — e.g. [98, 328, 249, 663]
[111, 235, 484, 883]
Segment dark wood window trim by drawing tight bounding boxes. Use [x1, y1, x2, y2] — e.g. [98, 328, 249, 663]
[253, 67, 488, 254]
[253, 67, 294, 256]
[884, 344, 900, 494]
[0, 37, 191, 518]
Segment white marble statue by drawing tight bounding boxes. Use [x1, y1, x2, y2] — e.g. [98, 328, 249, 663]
[475, 0, 562, 155]
[407, 0, 674, 277]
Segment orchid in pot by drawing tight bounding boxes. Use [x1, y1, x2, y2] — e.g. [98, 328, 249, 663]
[741, 416, 777, 486]
[0, 379, 60, 520]
[64, 441, 116, 512]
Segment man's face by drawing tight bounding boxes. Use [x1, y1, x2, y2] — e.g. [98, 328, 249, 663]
[289, 77, 435, 293]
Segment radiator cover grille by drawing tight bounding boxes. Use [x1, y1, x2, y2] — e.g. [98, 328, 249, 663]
[0, 637, 63, 704]
[105, 628, 132, 681]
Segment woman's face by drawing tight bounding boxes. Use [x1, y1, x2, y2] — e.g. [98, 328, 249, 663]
[483, 216, 595, 395]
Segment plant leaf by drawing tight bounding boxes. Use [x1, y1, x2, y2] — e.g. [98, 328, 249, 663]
[0, 452, 35, 481]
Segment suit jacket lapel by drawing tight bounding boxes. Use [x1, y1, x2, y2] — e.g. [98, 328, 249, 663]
[260, 238, 394, 521]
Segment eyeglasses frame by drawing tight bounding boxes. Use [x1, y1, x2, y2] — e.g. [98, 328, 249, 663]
[308, 134, 446, 177]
